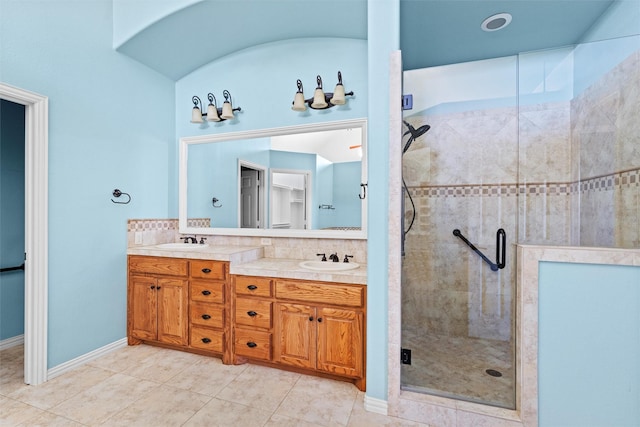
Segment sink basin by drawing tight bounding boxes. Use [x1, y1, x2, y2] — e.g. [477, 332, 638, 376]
[298, 260, 360, 272]
[154, 243, 210, 250]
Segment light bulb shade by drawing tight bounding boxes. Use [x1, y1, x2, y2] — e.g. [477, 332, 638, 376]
[292, 92, 307, 111]
[311, 88, 328, 109]
[221, 101, 234, 119]
[330, 84, 346, 105]
[206, 103, 221, 122]
[191, 107, 203, 123]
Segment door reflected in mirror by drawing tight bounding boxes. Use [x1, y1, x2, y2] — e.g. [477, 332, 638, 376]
[179, 119, 367, 239]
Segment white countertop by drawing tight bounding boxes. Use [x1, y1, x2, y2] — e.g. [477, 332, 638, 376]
[127, 244, 367, 285]
[127, 244, 264, 264]
[230, 257, 367, 285]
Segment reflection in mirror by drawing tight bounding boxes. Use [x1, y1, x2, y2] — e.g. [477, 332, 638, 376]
[179, 119, 367, 239]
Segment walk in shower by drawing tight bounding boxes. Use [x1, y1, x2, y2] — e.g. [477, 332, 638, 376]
[400, 32, 639, 409]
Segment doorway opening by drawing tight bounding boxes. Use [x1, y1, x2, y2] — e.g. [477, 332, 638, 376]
[269, 169, 311, 230]
[0, 82, 49, 386]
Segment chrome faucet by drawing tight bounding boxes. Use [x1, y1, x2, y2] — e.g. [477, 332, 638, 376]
[329, 253, 340, 262]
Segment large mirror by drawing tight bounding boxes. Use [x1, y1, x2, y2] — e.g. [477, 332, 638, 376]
[179, 118, 367, 239]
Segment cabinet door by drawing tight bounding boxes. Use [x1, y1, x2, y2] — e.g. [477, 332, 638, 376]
[157, 278, 188, 346]
[316, 307, 363, 378]
[274, 303, 316, 369]
[130, 275, 157, 341]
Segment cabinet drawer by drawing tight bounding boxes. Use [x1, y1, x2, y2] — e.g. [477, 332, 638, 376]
[275, 280, 364, 308]
[235, 276, 273, 297]
[191, 281, 224, 304]
[190, 302, 224, 329]
[190, 327, 224, 352]
[234, 329, 271, 361]
[235, 298, 272, 329]
[191, 260, 226, 280]
[129, 256, 188, 277]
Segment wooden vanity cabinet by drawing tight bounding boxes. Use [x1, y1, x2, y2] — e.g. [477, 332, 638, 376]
[128, 257, 189, 346]
[127, 256, 231, 363]
[233, 276, 274, 362]
[188, 260, 230, 362]
[232, 275, 366, 391]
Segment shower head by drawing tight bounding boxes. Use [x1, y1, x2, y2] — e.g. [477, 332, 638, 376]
[402, 121, 431, 154]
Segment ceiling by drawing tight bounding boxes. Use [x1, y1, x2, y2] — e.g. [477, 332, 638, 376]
[117, 0, 615, 79]
[400, 0, 615, 71]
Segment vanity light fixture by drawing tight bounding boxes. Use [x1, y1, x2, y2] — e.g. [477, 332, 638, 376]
[292, 71, 354, 111]
[191, 90, 241, 123]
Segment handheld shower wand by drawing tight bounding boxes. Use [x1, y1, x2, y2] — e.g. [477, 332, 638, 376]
[401, 120, 431, 247]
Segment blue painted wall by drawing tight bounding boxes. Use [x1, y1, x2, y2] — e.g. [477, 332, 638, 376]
[539, 262, 640, 426]
[0, 0, 175, 367]
[0, 100, 26, 341]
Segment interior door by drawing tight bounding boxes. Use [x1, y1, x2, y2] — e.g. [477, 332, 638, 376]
[240, 167, 260, 228]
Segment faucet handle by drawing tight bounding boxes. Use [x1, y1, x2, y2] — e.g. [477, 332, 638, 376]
[343, 255, 353, 263]
[199, 237, 207, 244]
[316, 253, 327, 262]
[180, 237, 189, 244]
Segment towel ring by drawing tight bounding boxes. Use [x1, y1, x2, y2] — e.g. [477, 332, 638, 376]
[111, 189, 131, 204]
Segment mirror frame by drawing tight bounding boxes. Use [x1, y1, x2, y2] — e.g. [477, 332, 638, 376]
[179, 118, 367, 239]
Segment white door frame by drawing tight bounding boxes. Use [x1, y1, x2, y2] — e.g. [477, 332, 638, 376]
[0, 82, 48, 385]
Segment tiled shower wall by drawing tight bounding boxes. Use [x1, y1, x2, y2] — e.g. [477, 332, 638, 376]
[402, 47, 639, 340]
[126, 219, 368, 262]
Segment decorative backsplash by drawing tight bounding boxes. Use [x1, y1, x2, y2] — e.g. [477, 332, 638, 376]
[126, 219, 368, 263]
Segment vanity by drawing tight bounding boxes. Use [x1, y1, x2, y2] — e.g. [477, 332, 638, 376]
[127, 118, 368, 390]
[126, 244, 367, 391]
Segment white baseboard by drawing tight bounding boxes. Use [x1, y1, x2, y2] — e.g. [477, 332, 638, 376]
[364, 394, 388, 415]
[0, 334, 24, 351]
[47, 338, 128, 380]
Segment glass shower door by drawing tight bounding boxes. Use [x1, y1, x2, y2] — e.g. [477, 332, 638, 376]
[400, 56, 518, 409]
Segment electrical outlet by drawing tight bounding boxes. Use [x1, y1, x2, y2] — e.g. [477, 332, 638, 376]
[401, 348, 412, 365]
[261, 238, 272, 245]
[134, 231, 143, 245]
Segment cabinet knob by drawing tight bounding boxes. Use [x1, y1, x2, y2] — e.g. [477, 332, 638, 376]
[150, 285, 155, 289]
[201, 314, 211, 320]
[317, 317, 322, 322]
[247, 285, 258, 290]
[246, 342, 257, 348]
[247, 311, 257, 317]
[201, 290, 211, 296]
[201, 268, 211, 274]
[156, 286, 161, 290]
[201, 338, 211, 343]
[309, 316, 314, 321]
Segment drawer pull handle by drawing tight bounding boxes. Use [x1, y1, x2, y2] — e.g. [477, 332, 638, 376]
[247, 285, 258, 290]
[201, 338, 211, 343]
[246, 342, 257, 348]
[202, 314, 211, 320]
[247, 311, 258, 317]
[202, 290, 211, 296]
[201, 268, 212, 273]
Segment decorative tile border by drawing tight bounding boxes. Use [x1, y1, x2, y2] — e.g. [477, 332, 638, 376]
[407, 168, 640, 198]
[127, 218, 210, 231]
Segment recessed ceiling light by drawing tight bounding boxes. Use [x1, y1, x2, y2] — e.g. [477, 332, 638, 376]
[481, 13, 512, 32]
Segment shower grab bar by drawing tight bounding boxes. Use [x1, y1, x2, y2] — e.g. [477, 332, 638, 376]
[453, 229, 506, 271]
[1, 263, 24, 273]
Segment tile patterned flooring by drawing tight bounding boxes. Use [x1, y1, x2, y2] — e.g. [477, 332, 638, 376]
[401, 328, 514, 409]
[0, 344, 427, 426]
